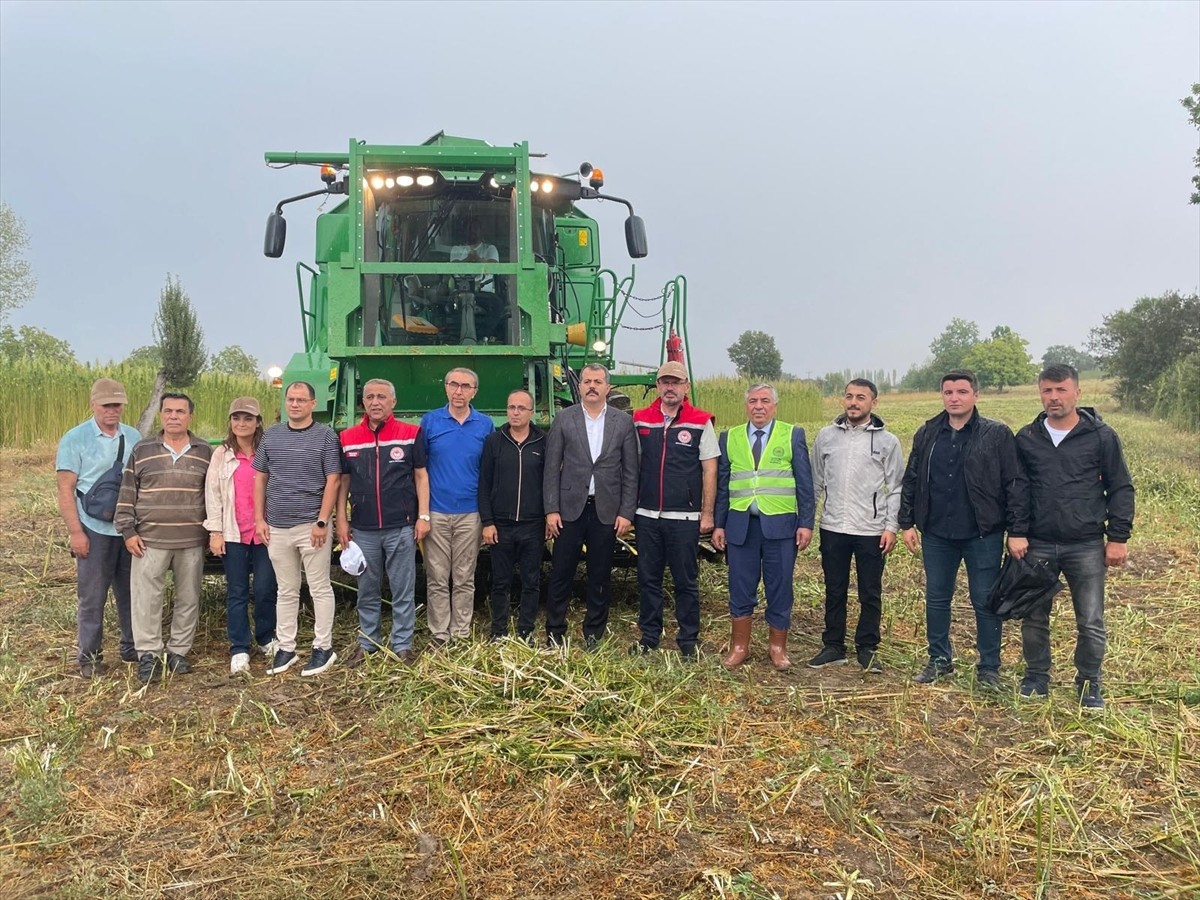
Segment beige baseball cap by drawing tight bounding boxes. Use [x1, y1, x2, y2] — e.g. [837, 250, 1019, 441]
[229, 397, 262, 417]
[656, 361, 689, 381]
[90, 378, 128, 405]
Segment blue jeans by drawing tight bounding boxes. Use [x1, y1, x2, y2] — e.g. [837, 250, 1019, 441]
[1021, 539, 1107, 683]
[354, 526, 417, 653]
[921, 531, 1004, 673]
[221, 541, 277, 656]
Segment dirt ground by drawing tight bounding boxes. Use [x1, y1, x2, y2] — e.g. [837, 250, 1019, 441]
[1, 444, 1197, 899]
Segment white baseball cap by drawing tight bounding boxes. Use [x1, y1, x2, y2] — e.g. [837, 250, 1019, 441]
[339, 541, 367, 576]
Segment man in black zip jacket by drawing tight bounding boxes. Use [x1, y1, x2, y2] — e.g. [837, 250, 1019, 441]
[1014, 364, 1134, 710]
[479, 389, 548, 641]
[899, 369, 1028, 688]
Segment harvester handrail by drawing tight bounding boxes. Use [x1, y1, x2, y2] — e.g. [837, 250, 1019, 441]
[296, 262, 319, 349]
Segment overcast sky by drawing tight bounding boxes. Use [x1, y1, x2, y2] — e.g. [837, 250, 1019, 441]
[2, 0, 1197, 380]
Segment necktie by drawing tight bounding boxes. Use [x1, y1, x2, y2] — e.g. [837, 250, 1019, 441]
[752, 429, 764, 467]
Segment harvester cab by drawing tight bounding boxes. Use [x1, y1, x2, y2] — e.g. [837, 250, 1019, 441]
[262, 133, 691, 426]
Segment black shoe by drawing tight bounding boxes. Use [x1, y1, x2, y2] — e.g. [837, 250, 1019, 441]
[1019, 675, 1049, 700]
[913, 660, 954, 684]
[679, 645, 698, 661]
[1078, 678, 1105, 711]
[119, 647, 138, 664]
[628, 642, 655, 656]
[856, 648, 883, 673]
[809, 645, 847, 669]
[80, 658, 107, 679]
[137, 653, 164, 684]
[267, 649, 298, 675]
[584, 635, 602, 653]
[977, 669, 1003, 691]
[301, 647, 337, 677]
[166, 653, 191, 674]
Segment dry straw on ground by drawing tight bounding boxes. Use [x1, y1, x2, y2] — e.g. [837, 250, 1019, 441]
[1, 384, 1198, 899]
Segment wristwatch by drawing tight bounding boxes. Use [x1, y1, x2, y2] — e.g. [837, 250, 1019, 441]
[419, 514, 431, 522]
[316, 519, 328, 528]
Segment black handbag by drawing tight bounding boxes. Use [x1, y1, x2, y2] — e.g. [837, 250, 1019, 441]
[987, 553, 1064, 620]
[77, 434, 126, 522]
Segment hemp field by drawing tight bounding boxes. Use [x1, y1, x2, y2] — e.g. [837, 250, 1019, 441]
[1, 383, 1197, 899]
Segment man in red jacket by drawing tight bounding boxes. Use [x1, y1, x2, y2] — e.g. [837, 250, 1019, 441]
[337, 379, 430, 666]
[631, 362, 719, 658]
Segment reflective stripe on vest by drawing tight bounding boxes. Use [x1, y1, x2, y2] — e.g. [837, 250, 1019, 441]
[727, 424, 797, 515]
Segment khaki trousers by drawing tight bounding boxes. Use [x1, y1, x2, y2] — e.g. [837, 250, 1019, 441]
[131, 545, 205, 656]
[424, 512, 481, 640]
[267, 523, 335, 652]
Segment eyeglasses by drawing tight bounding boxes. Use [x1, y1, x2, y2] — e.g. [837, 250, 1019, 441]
[506, 404, 532, 412]
[446, 381, 477, 392]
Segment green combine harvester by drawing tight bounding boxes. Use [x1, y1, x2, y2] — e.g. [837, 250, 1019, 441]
[262, 132, 693, 424]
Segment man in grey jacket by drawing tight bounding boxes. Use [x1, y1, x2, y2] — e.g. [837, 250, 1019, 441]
[809, 379, 904, 672]
[543, 364, 639, 649]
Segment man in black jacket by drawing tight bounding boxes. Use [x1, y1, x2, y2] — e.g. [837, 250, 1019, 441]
[899, 370, 1028, 688]
[479, 389, 547, 641]
[1014, 364, 1135, 710]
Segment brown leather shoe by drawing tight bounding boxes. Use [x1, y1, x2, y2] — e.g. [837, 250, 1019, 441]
[722, 616, 753, 670]
[397, 649, 416, 665]
[768, 627, 791, 670]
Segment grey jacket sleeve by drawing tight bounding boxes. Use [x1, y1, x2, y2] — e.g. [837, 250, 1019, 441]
[882, 433, 904, 534]
[543, 418, 563, 516]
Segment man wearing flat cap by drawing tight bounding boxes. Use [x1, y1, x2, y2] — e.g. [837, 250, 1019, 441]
[631, 361, 719, 658]
[56, 379, 143, 678]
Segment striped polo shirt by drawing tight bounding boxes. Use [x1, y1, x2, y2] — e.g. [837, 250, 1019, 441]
[113, 433, 213, 549]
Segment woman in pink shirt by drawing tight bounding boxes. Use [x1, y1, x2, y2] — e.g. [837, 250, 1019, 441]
[204, 397, 277, 673]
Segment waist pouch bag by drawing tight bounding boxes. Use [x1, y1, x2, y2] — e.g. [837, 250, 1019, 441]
[77, 434, 126, 522]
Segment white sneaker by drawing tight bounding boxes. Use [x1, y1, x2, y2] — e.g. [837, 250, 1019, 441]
[230, 652, 251, 674]
[260, 639, 278, 658]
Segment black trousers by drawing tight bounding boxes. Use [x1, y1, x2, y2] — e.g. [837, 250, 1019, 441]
[545, 499, 618, 640]
[819, 528, 884, 652]
[636, 515, 701, 651]
[488, 519, 545, 638]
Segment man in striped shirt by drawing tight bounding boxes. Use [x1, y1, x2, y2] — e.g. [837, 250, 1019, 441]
[115, 393, 213, 685]
[254, 381, 343, 676]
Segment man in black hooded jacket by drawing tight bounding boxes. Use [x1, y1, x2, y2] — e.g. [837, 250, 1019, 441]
[1014, 364, 1134, 710]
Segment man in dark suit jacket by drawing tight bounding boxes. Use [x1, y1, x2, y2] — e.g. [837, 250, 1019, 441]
[543, 364, 639, 648]
[713, 383, 816, 670]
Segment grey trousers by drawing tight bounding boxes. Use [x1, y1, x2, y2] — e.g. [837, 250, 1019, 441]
[75, 526, 134, 664]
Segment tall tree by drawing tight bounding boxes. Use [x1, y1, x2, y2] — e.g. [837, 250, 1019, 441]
[963, 326, 1036, 391]
[929, 317, 980, 373]
[136, 275, 208, 435]
[1041, 344, 1097, 372]
[1090, 291, 1200, 410]
[0, 201, 37, 324]
[727, 330, 783, 379]
[208, 344, 260, 378]
[1183, 83, 1200, 205]
[0, 324, 76, 365]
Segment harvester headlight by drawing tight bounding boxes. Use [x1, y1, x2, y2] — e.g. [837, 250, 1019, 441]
[397, 174, 415, 187]
[489, 177, 499, 188]
[385, 177, 395, 189]
[530, 180, 539, 192]
[416, 174, 435, 187]
[541, 179, 553, 194]
[370, 175, 385, 190]
[267, 365, 283, 379]
[592, 340, 607, 353]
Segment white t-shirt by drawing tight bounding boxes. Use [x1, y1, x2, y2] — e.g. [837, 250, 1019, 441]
[450, 242, 499, 293]
[1043, 420, 1072, 447]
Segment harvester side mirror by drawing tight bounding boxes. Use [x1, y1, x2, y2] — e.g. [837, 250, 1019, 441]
[264, 212, 287, 258]
[625, 215, 648, 259]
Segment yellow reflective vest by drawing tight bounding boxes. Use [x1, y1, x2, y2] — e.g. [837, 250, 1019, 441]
[727, 423, 797, 516]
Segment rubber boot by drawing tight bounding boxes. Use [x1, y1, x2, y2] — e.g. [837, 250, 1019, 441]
[722, 616, 753, 670]
[768, 627, 792, 670]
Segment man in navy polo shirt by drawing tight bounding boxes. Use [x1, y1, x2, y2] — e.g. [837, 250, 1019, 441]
[420, 367, 494, 643]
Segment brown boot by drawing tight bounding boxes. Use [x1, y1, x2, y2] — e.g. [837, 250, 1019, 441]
[768, 627, 792, 670]
[722, 616, 753, 669]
